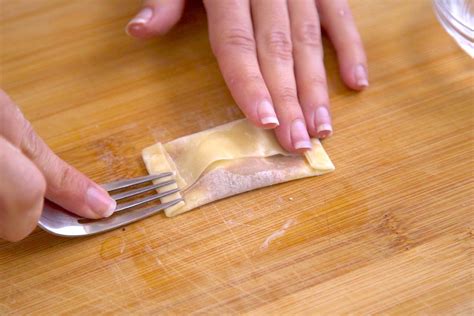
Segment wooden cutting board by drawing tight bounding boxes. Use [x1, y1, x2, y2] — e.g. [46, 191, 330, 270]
[0, 0, 472, 313]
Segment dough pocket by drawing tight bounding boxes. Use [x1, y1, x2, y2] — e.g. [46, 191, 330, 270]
[142, 119, 335, 217]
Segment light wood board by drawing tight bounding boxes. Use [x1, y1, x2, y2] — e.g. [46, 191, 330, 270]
[0, 0, 472, 314]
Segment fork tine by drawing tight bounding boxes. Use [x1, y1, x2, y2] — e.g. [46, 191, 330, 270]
[114, 188, 181, 213]
[102, 173, 173, 191]
[111, 179, 176, 201]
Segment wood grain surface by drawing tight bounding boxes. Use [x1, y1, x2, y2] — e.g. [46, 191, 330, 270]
[1, 0, 473, 314]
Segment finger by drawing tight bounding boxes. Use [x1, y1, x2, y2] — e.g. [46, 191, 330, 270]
[317, 0, 368, 90]
[252, 0, 311, 152]
[0, 137, 45, 242]
[204, 0, 279, 129]
[0, 90, 115, 219]
[288, 0, 332, 139]
[126, 0, 186, 39]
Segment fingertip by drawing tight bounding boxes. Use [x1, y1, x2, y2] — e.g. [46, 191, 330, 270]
[257, 100, 280, 129]
[291, 119, 312, 152]
[245, 115, 278, 131]
[294, 140, 313, 151]
[260, 117, 280, 129]
[126, 24, 147, 39]
[340, 63, 369, 91]
[317, 124, 333, 139]
[313, 106, 333, 139]
[126, 7, 155, 38]
[353, 63, 369, 89]
[126, 0, 185, 39]
[240, 99, 280, 130]
[274, 118, 312, 154]
[85, 186, 116, 218]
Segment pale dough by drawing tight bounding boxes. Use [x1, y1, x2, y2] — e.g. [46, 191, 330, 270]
[142, 119, 334, 217]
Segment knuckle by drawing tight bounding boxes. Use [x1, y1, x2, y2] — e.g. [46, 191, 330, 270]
[56, 163, 76, 190]
[215, 28, 256, 56]
[0, 170, 45, 242]
[1, 210, 39, 241]
[277, 87, 298, 104]
[294, 22, 322, 49]
[31, 169, 47, 199]
[20, 164, 46, 210]
[307, 74, 327, 88]
[227, 70, 262, 90]
[20, 123, 43, 160]
[263, 30, 293, 61]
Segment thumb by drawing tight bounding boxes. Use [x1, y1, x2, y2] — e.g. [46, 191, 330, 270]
[34, 139, 117, 219]
[0, 91, 116, 219]
[126, 0, 186, 39]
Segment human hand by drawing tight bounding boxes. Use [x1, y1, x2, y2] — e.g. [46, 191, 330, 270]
[0, 90, 116, 241]
[126, 0, 368, 153]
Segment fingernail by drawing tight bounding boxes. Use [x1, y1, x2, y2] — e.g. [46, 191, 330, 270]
[291, 118, 312, 151]
[315, 106, 333, 139]
[126, 7, 153, 34]
[258, 100, 279, 128]
[86, 187, 116, 217]
[354, 64, 369, 88]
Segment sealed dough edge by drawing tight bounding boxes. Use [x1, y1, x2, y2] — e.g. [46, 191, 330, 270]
[142, 143, 186, 212]
[142, 119, 335, 217]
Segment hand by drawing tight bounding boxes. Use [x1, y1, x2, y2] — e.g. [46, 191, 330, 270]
[0, 90, 116, 241]
[126, 0, 368, 153]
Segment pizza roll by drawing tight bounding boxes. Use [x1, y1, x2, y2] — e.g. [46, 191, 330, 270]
[142, 119, 334, 217]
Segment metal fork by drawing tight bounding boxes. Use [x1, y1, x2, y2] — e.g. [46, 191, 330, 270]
[38, 173, 182, 237]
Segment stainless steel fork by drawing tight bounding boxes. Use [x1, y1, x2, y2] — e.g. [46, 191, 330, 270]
[38, 173, 182, 237]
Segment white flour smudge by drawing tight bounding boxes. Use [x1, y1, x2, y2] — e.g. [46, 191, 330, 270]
[147, 126, 171, 142]
[144, 245, 153, 253]
[260, 219, 297, 251]
[224, 219, 239, 227]
[224, 219, 254, 228]
[100, 150, 115, 167]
